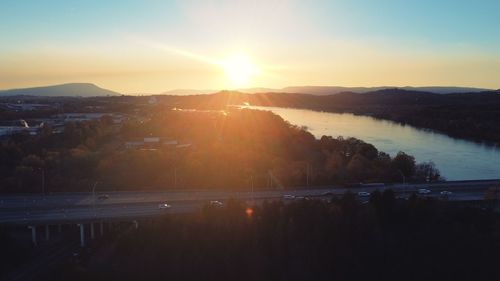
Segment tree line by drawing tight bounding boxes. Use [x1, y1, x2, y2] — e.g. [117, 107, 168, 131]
[0, 108, 441, 193]
[43, 193, 500, 281]
[145, 89, 500, 144]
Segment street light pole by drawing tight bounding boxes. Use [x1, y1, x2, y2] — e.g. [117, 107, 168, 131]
[36, 167, 46, 195]
[91, 181, 98, 218]
[92, 181, 98, 199]
[306, 163, 310, 187]
[174, 168, 177, 188]
[398, 170, 406, 196]
[41, 168, 45, 195]
[251, 175, 254, 204]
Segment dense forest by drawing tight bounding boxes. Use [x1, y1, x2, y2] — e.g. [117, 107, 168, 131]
[143, 89, 500, 144]
[4, 89, 500, 144]
[0, 108, 440, 193]
[41, 193, 500, 281]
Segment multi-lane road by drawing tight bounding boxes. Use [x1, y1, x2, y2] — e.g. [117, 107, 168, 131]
[3, 180, 498, 281]
[1, 179, 499, 225]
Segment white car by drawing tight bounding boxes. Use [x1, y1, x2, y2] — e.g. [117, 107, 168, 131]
[418, 189, 431, 194]
[283, 195, 295, 200]
[158, 203, 171, 209]
[210, 200, 224, 207]
[440, 191, 452, 196]
[357, 192, 370, 197]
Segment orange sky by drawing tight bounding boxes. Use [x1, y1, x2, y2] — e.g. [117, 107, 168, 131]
[1, 1, 499, 93]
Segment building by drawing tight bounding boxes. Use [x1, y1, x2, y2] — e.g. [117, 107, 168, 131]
[53, 113, 127, 124]
[124, 137, 190, 150]
[0, 119, 32, 136]
[0, 103, 52, 111]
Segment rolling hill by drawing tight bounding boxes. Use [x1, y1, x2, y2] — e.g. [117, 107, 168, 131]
[0, 83, 120, 97]
[162, 86, 493, 96]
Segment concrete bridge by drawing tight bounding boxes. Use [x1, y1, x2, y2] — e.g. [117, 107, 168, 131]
[1, 179, 500, 247]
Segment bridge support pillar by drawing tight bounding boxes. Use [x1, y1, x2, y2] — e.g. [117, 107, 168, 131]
[133, 220, 139, 229]
[90, 223, 95, 240]
[99, 221, 104, 236]
[45, 225, 50, 241]
[78, 224, 85, 247]
[28, 226, 37, 246]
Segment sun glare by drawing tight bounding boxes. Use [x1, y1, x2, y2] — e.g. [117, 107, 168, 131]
[221, 53, 259, 88]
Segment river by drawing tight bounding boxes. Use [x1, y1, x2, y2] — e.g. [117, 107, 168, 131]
[247, 106, 500, 181]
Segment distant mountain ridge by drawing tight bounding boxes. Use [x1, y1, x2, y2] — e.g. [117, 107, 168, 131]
[0, 83, 120, 97]
[279, 86, 493, 95]
[162, 89, 216, 96]
[1, 83, 494, 97]
[162, 86, 493, 96]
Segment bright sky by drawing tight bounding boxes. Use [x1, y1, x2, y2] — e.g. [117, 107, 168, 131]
[1, 0, 499, 93]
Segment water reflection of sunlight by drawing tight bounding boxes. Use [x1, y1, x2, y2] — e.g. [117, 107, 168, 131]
[247, 106, 500, 181]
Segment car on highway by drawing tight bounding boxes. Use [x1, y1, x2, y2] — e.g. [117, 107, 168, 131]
[418, 188, 432, 194]
[345, 183, 362, 188]
[97, 194, 109, 200]
[357, 191, 370, 197]
[210, 200, 224, 207]
[158, 203, 171, 209]
[360, 183, 385, 188]
[283, 195, 295, 200]
[322, 192, 334, 197]
[71, 251, 81, 264]
[440, 191, 452, 199]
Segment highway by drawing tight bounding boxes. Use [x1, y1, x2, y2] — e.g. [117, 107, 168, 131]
[1, 179, 499, 225]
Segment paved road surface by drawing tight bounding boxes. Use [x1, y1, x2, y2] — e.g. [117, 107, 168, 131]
[1, 180, 499, 225]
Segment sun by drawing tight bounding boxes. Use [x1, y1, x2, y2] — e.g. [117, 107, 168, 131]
[220, 53, 259, 88]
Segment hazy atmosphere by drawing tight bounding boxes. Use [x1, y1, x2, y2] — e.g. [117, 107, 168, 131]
[1, 0, 500, 93]
[1, 2, 500, 281]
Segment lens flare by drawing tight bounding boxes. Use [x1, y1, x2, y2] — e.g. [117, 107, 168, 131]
[245, 207, 254, 217]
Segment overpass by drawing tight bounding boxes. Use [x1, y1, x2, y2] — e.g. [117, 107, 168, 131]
[1, 179, 500, 246]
